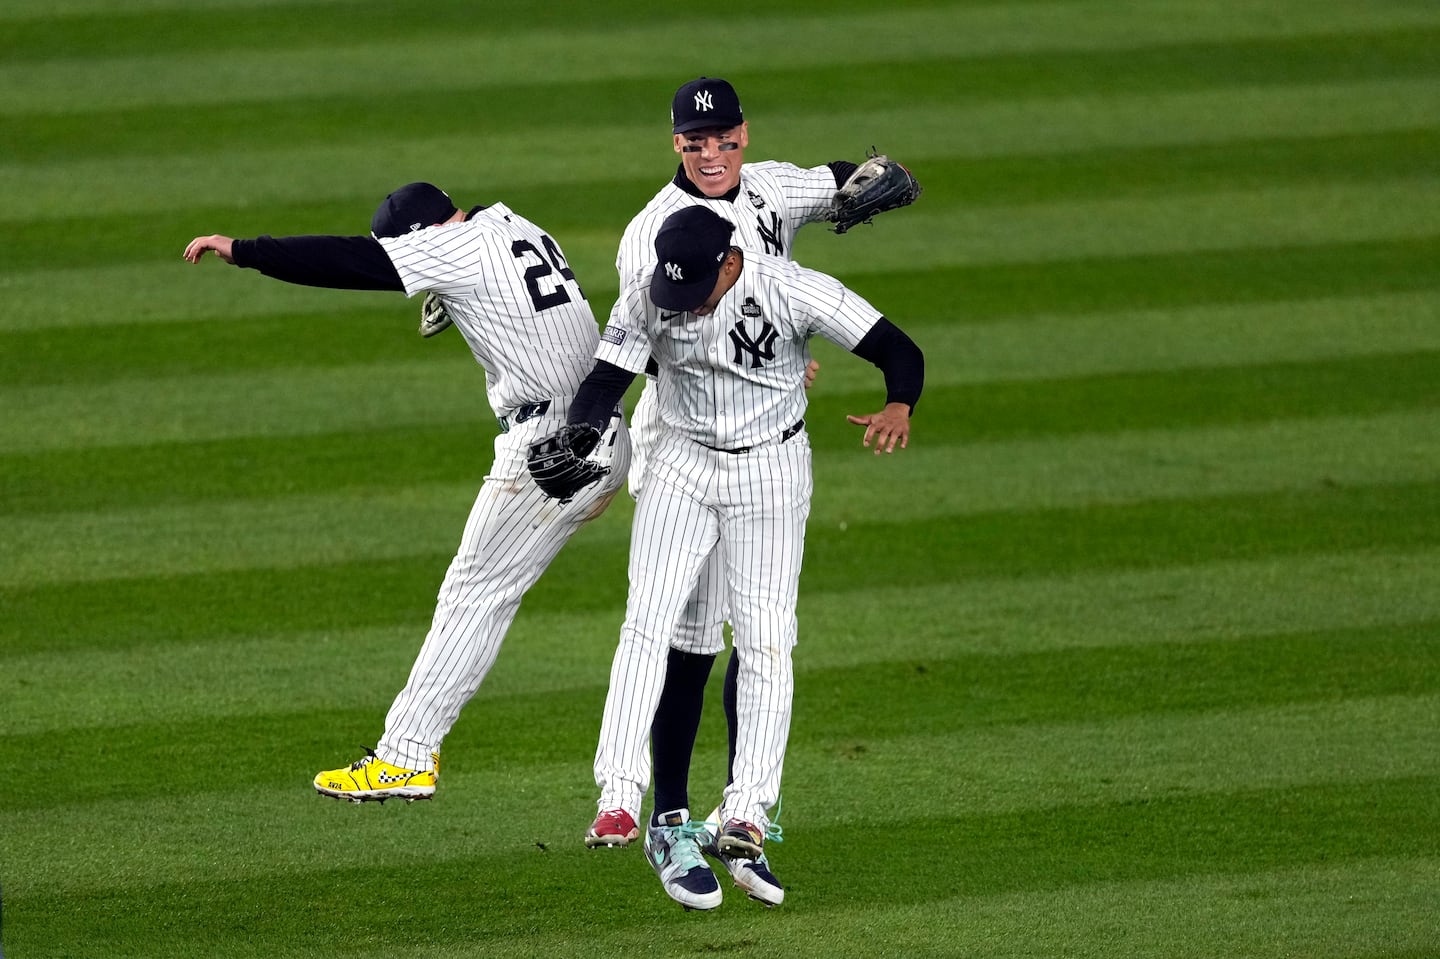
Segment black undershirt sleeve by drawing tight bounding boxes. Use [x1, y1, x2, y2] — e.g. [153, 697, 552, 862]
[827, 160, 859, 187]
[850, 316, 925, 412]
[230, 234, 404, 291]
[568, 360, 637, 431]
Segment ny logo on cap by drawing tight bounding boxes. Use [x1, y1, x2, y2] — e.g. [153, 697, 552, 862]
[665, 262, 685, 281]
[694, 90, 714, 112]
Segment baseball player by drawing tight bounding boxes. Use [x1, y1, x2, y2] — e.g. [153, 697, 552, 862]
[529, 206, 924, 910]
[570, 76, 921, 908]
[183, 182, 631, 802]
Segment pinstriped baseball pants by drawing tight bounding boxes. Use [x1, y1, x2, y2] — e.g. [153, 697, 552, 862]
[594, 425, 811, 831]
[377, 411, 630, 770]
[627, 384, 729, 657]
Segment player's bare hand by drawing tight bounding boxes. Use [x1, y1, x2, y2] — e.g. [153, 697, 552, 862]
[846, 402, 911, 454]
[183, 235, 236, 265]
[803, 359, 820, 391]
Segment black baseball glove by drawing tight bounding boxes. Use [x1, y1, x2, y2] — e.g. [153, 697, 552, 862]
[527, 424, 607, 502]
[830, 150, 923, 234]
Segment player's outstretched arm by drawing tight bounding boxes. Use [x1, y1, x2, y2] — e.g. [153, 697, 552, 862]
[183, 235, 236, 265]
[846, 402, 912, 454]
[845, 317, 923, 453]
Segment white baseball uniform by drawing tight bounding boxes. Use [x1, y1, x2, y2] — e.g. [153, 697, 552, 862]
[373, 204, 631, 770]
[616, 162, 838, 657]
[593, 250, 884, 830]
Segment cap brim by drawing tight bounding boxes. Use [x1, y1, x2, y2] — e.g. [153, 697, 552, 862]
[672, 116, 744, 135]
[650, 265, 720, 312]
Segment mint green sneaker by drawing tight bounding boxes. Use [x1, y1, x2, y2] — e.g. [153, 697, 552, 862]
[644, 809, 722, 911]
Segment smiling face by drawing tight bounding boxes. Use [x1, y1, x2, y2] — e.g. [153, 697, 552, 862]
[674, 122, 749, 197]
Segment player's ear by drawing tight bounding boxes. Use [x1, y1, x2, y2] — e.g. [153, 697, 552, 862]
[737, 122, 749, 149]
[673, 133, 686, 155]
[721, 248, 743, 277]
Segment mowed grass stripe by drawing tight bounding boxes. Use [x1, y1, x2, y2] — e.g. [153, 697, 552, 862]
[9, 693, 1438, 898]
[12, 310, 1438, 450]
[801, 480, 1440, 589]
[812, 410, 1440, 522]
[17, 639, 1436, 813]
[6, 234, 1437, 337]
[7, 656, 1435, 823]
[791, 178, 1440, 276]
[5, 79, 1438, 222]
[6, 285, 1437, 397]
[6, 1, 1437, 112]
[7, 0, 1438, 63]
[922, 126, 1440, 208]
[0, 0, 352, 23]
[8, 366, 1440, 567]
[3, 288, 1438, 438]
[12, 855, 1435, 959]
[789, 627, 1440, 742]
[2, 471, 1437, 590]
[9, 128, 1439, 274]
[5, 535, 1437, 665]
[9, 32, 1439, 164]
[841, 235, 1440, 322]
[6, 758, 1435, 905]
[5, 371, 1439, 520]
[0, 7, 974, 115]
[812, 698, 1440, 821]
[0, 0, 872, 51]
[0, 357, 492, 453]
[816, 291, 1440, 390]
[5, 396, 1437, 523]
[7, 608, 1434, 744]
[810, 351, 1440, 442]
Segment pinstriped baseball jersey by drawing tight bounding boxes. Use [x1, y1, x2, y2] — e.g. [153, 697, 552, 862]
[600, 253, 882, 449]
[613, 161, 836, 294]
[378, 203, 597, 419]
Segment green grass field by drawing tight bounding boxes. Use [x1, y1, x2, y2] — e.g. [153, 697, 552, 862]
[3, 0, 1439, 956]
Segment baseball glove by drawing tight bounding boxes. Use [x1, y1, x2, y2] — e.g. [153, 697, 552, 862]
[420, 291, 453, 338]
[527, 425, 607, 502]
[830, 150, 922, 234]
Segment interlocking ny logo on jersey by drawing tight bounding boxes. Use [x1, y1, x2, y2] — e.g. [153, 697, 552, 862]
[729, 313, 779, 369]
[756, 211, 784, 255]
[695, 90, 714, 112]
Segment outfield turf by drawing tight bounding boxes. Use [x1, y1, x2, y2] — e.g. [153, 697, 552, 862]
[2, 1, 1439, 956]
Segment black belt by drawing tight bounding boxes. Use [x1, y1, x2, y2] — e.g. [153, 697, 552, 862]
[496, 400, 551, 433]
[700, 420, 804, 455]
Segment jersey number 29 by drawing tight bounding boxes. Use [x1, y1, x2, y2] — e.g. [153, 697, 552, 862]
[511, 235, 585, 311]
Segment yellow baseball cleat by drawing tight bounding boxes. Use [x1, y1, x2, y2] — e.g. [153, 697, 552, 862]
[313, 747, 437, 803]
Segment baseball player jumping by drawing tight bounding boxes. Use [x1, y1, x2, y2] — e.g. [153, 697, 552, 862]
[528, 205, 924, 910]
[560, 76, 921, 909]
[183, 183, 631, 802]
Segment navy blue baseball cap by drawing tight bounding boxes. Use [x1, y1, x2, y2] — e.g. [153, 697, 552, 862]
[650, 207, 736, 311]
[371, 182, 459, 238]
[671, 77, 744, 134]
